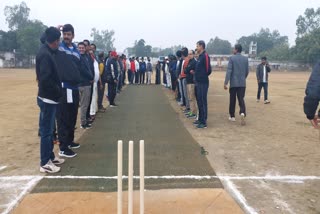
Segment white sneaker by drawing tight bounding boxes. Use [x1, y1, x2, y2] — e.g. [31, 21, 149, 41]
[240, 113, 246, 126]
[40, 160, 60, 173]
[264, 100, 270, 104]
[229, 117, 236, 122]
[256, 99, 260, 103]
[52, 157, 65, 165]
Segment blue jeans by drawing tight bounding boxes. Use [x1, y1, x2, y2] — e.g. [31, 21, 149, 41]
[37, 98, 56, 166]
[196, 82, 209, 125]
[257, 82, 268, 101]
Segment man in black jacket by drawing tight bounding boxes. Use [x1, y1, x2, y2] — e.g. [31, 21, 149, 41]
[185, 50, 197, 118]
[78, 42, 94, 129]
[256, 57, 271, 104]
[56, 24, 81, 158]
[106, 51, 119, 107]
[304, 61, 320, 129]
[36, 27, 64, 173]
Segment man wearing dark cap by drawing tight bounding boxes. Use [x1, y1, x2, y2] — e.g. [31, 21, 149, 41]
[56, 24, 81, 158]
[36, 27, 64, 173]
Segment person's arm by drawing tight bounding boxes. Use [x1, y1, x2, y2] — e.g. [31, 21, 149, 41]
[245, 58, 249, 78]
[38, 54, 60, 94]
[256, 65, 260, 82]
[266, 63, 271, 73]
[224, 58, 233, 89]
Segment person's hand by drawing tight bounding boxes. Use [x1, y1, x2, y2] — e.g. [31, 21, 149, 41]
[224, 85, 228, 90]
[114, 80, 118, 83]
[190, 70, 195, 74]
[310, 115, 320, 129]
[100, 85, 103, 90]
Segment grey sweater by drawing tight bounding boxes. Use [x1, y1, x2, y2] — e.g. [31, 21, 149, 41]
[224, 53, 249, 88]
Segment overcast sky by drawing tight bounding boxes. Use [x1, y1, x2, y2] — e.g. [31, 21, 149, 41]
[0, 0, 319, 52]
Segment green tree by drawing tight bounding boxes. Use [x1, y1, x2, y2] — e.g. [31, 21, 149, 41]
[207, 37, 232, 55]
[259, 44, 290, 61]
[237, 28, 288, 55]
[296, 8, 320, 37]
[0, 30, 19, 51]
[16, 20, 47, 55]
[90, 28, 115, 51]
[4, 1, 30, 30]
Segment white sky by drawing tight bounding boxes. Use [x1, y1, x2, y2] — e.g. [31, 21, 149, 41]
[0, 0, 319, 52]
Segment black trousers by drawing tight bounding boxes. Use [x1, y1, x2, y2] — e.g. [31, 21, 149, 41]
[196, 82, 209, 124]
[229, 87, 246, 118]
[57, 88, 79, 151]
[257, 82, 268, 101]
[139, 72, 145, 84]
[98, 81, 105, 109]
[108, 83, 117, 105]
[135, 71, 140, 84]
[155, 70, 161, 84]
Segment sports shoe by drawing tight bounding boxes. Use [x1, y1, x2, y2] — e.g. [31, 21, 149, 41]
[187, 113, 197, 119]
[256, 99, 260, 103]
[264, 100, 270, 104]
[69, 142, 80, 149]
[40, 160, 60, 173]
[110, 104, 118, 107]
[196, 123, 207, 129]
[59, 148, 77, 158]
[240, 113, 246, 126]
[229, 117, 236, 122]
[80, 124, 91, 129]
[193, 120, 200, 125]
[52, 157, 65, 165]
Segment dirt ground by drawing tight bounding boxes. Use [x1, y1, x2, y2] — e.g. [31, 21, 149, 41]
[0, 68, 320, 214]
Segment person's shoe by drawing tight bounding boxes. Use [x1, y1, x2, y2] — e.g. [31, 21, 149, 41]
[256, 99, 260, 103]
[229, 117, 236, 122]
[59, 148, 77, 158]
[196, 123, 207, 129]
[187, 113, 197, 119]
[40, 160, 60, 173]
[52, 157, 65, 165]
[193, 120, 200, 125]
[98, 108, 106, 113]
[240, 113, 246, 126]
[110, 104, 118, 107]
[264, 100, 270, 104]
[69, 142, 80, 149]
[80, 124, 91, 129]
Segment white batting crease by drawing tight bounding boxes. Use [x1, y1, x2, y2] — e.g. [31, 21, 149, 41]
[224, 178, 258, 214]
[1, 177, 42, 214]
[1, 175, 320, 181]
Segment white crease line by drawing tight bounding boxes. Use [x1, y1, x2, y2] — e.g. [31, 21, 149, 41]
[0, 175, 320, 181]
[0, 166, 7, 171]
[2, 177, 42, 214]
[224, 178, 258, 214]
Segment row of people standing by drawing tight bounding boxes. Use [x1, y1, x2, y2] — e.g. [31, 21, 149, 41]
[128, 57, 153, 84]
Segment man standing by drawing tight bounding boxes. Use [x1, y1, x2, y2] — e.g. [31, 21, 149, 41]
[135, 57, 140, 84]
[304, 60, 320, 129]
[106, 51, 119, 107]
[185, 50, 197, 119]
[36, 27, 64, 173]
[194, 41, 212, 128]
[139, 58, 147, 84]
[224, 44, 249, 125]
[56, 24, 81, 158]
[78, 42, 94, 129]
[256, 56, 271, 104]
[146, 58, 153, 84]
[180, 48, 190, 114]
[97, 52, 106, 112]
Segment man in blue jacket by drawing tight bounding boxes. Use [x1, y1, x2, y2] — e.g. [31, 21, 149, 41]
[256, 57, 271, 104]
[56, 24, 81, 158]
[36, 27, 64, 173]
[304, 61, 320, 128]
[194, 40, 212, 128]
[224, 44, 249, 126]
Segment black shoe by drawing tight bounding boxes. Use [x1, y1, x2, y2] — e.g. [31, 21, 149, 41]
[196, 123, 207, 129]
[69, 142, 80, 149]
[59, 148, 77, 158]
[193, 120, 200, 125]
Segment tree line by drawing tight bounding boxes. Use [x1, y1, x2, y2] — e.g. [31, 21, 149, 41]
[0, 2, 319, 64]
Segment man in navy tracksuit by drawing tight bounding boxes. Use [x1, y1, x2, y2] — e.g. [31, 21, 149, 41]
[194, 40, 212, 128]
[105, 51, 119, 107]
[304, 60, 320, 129]
[56, 24, 81, 158]
[36, 27, 64, 173]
